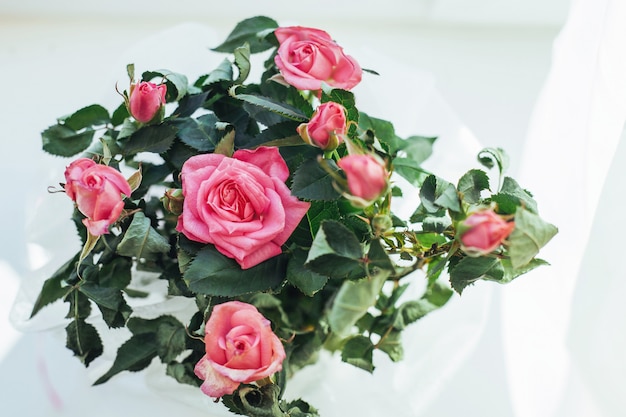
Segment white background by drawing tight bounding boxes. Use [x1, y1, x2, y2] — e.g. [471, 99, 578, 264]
[5, 1, 622, 416]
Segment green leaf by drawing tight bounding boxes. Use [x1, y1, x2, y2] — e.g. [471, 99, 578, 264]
[393, 157, 432, 188]
[508, 207, 558, 268]
[392, 282, 453, 329]
[166, 362, 202, 387]
[366, 239, 395, 273]
[478, 147, 509, 176]
[118, 118, 137, 140]
[63, 104, 110, 131]
[65, 319, 103, 367]
[500, 258, 550, 283]
[111, 103, 130, 126]
[30, 275, 70, 317]
[79, 283, 126, 311]
[30, 254, 78, 318]
[127, 63, 135, 81]
[394, 135, 436, 162]
[448, 256, 501, 294]
[419, 175, 462, 213]
[358, 112, 400, 149]
[328, 269, 390, 337]
[492, 176, 538, 214]
[79, 282, 131, 328]
[99, 304, 133, 329]
[117, 212, 171, 261]
[155, 317, 187, 363]
[286, 248, 329, 296]
[457, 169, 490, 204]
[184, 245, 286, 296]
[234, 43, 251, 84]
[213, 16, 278, 54]
[170, 114, 220, 152]
[376, 329, 403, 362]
[94, 333, 157, 384]
[41, 125, 95, 156]
[283, 399, 320, 417]
[425, 280, 455, 307]
[230, 88, 308, 122]
[306, 201, 341, 237]
[422, 214, 452, 233]
[415, 232, 448, 250]
[341, 335, 374, 373]
[291, 158, 341, 201]
[249, 121, 303, 148]
[204, 58, 234, 85]
[66, 289, 91, 320]
[120, 123, 177, 155]
[173, 91, 210, 118]
[305, 220, 365, 279]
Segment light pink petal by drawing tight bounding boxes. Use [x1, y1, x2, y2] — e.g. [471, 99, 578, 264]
[195, 355, 240, 398]
[274, 26, 333, 43]
[181, 153, 225, 176]
[233, 147, 290, 182]
[236, 243, 283, 270]
[83, 218, 110, 236]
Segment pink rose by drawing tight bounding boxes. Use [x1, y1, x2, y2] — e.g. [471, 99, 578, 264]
[297, 102, 346, 151]
[337, 154, 388, 205]
[274, 26, 362, 91]
[64, 158, 132, 236]
[459, 210, 515, 255]
[176, 146, 310, 269]
[129, 81, 167, 123]
[194, 301, 286, 398]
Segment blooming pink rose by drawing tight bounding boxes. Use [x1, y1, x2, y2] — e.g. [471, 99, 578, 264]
[176, 146, 310, 269]
[297, 102, 347, 151]
[64, 158, 132, 236]
[274, 26, 362, 91]
[129, 81, 167, 123]
[194, 301, 286, 398]
[459, 210, 515, 256]
[337, 154, 388, 204]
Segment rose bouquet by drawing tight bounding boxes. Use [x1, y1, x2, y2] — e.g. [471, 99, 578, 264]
[30, 16, 557, 417]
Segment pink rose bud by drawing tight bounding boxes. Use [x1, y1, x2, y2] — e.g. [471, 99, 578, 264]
[297, 102, 347, 151]
[194, 301, 286, 398]
[128, 81, 167, 123]
[274, 26, 362, 91]
[64, 158, 132, 236]
[337, 154, 388, 205]
[459, 210, 515, 256]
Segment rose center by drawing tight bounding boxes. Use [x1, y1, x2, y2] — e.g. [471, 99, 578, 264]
[218, 324, 262, 369]
[210, 180, 256, 222]
[82, 173, 104, 189]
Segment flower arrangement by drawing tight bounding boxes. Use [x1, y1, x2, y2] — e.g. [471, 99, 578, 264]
[30, 16, 557, 417]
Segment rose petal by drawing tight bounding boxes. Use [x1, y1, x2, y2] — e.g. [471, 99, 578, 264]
[194, 355, 240, 398]
[233, 147, 290, 182]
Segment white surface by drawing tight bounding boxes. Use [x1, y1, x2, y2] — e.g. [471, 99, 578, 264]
[12, 1, 626, 416]
[0, 0, 570, 26]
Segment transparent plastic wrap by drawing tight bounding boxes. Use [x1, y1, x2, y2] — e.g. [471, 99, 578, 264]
[10, 22, 491, 417]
